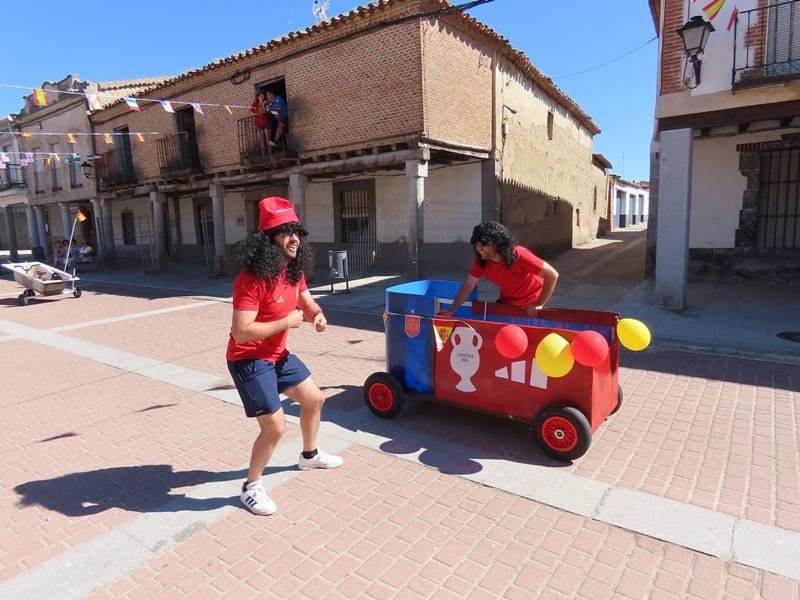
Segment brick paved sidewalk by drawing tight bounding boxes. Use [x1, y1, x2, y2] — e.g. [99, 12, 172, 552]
[0, 285, 798, 598]
[86, 444, 797, 600]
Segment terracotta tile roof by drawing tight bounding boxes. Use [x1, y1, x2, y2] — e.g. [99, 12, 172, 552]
[96, 0, 599, 133]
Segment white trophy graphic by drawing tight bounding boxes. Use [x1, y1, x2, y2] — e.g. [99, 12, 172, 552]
[450, 326, 483, 392]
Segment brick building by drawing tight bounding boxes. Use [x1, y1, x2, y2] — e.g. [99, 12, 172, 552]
[648, 0, 800, 307]
[11, 75, 168, 263]
[90, 0, 609, 277]
[0, 116, 30, 259]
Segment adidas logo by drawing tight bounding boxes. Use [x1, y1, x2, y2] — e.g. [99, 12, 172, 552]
[275, 295, 284, 303]
[494, 360, 548, 389]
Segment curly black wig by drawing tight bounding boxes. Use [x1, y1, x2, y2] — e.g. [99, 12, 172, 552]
[235, 221, 312, 285]
[470, 221, 518, 267]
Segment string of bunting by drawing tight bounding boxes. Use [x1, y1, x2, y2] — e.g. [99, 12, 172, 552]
[4, 130, 192, 146]
[1, 150, 82, 167]
[0, 82, 247, 114]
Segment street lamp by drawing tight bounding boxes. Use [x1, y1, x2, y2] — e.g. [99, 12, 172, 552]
[80, 160, 94, 179]
[677, 16, 715, 88]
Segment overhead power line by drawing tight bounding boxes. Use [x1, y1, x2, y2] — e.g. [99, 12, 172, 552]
[553, 36, 658, 80]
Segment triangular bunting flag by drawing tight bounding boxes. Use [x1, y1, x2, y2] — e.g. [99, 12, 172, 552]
[432, 320, 455, 352]
[0, 152, 9, 164]
[51, 153, 60, 162]
[727, 6, 739, 31]
[65, 133, 77, 144]
[161, 100, 175, 113]
[124, 97, 141, 112]
[21, 132, 32, 138]
[33, 88, 48, 106]
[224, 105, 233, 115]
[136, 133, 145, 142]
[702, 0, 726, 19]
[85, 93, 103, 110]
[190, 103, 204, 115]
[76, 209, 88, 223]
[103, 133, 114, 144]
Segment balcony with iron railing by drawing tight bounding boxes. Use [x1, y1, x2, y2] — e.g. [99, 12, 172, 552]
[156, 132, 202, 178]
[733, 0, 800, 88]
[237, 111, 295, 166]
[0, 164, 26, 192]
[95, 149, 136, 189]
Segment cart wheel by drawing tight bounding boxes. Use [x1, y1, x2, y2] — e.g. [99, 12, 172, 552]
[73, 288, 82, 298]
[25, 289, 35, 297]
[533, 405, 592, 461]
[364, 372, 405, 418]
[18, 293, 28, 306]
[610, 385, 623, 415]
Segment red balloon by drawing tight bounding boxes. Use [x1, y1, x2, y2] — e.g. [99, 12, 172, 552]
[495, 325, 528, 359]
[570, 330, 609, 367]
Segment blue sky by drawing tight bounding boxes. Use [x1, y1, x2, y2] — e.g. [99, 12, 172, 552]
[1, 0, 657, 181]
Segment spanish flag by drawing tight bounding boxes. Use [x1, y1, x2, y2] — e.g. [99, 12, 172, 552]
[33, 88, 48, 106]
[76, 209, 88, 223]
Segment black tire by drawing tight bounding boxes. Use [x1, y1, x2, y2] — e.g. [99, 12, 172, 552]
[18, 294, 27, 306]
[610, 385, 623, 415]
[363, 372, 405, 418]
[533, 404, 592, 461]
[73, 288, 82, 298]
[25, 289, 35, 297]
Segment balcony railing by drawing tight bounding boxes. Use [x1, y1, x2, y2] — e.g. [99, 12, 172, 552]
[96, 149, 136, 188]
[156, 132, 202, 177]
[237, 113, 294, 165]
[733, 0, 800, 88]
[0, 164, 26, 191]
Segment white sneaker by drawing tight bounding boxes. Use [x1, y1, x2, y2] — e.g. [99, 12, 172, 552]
[298, 451, 343, 470]
[240, 480, 277, 515]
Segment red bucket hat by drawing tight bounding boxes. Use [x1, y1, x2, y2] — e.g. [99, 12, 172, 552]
[258, 196, 300, 231]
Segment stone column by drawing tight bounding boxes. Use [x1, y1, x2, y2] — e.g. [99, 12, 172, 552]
[655, 128, 693, 309]
[59, 202, 71, 242]
[150, 190, 166, 273]
[102, 198, 115, 261]
[209, 183, 226, 276]
[4, 206, 19, 261]
[25, 205, 37, 248]
[90, 198, 105, 262]
[33, 206, 48, 261]
[289, 172, 308, 223]
[405, 159, 429, 279]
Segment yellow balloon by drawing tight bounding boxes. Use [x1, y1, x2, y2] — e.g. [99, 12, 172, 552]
[535, 333, 575, 378]
[617, 318, 651, 351]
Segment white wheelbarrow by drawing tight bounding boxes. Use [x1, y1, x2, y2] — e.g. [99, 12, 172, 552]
[1, 262, 81, 306]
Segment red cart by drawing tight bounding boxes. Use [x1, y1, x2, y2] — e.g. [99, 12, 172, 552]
[363, 280, 622, 460]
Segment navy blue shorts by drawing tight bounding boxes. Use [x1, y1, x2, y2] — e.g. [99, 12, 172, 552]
[227, 353, 311, 418]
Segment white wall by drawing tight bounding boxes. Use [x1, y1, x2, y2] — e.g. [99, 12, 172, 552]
[179, 197, 197, 245]
[110, 197, 151, 246]
[686, 0, 759, 95]
[375, 161, 482, 244]
[306, 182, 334, 243]
[689, 127, 800, 247]
[224, 191, 246, 243]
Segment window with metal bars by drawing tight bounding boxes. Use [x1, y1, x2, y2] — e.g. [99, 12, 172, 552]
[758, 148, 800, 248]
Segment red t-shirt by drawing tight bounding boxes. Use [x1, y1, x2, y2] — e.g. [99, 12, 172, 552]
[469, 245, 545, 306]
[250, 101, 269, 128]
[226, 270, 308, 362]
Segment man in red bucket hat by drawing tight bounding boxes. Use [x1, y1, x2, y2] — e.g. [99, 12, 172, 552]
[227, 196, 342, 516]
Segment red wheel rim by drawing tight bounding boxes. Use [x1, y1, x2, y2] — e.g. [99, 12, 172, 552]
[368, 382, 394, 412]
[541, 415, 578, 452]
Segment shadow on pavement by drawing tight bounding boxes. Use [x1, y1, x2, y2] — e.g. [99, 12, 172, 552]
[12, 464, 293, 516]
[286, 386, 567, 476]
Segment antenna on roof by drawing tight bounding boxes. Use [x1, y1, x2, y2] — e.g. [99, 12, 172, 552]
[312, 0, 330, 23]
